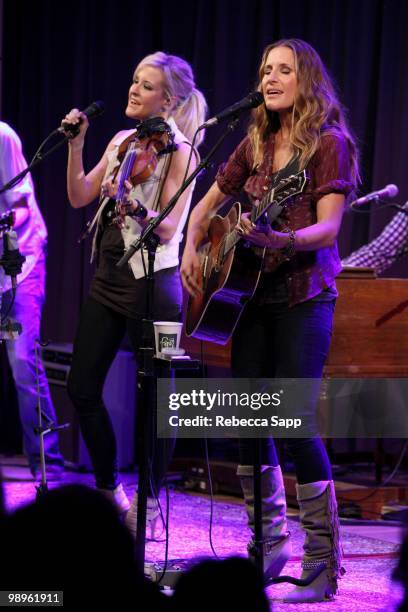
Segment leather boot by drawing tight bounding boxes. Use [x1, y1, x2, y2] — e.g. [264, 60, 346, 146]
[283, 480, 344, 603]
[238, 464, 291, 581]
[125, 492, 162, 540]
[98, 483, 130, 515]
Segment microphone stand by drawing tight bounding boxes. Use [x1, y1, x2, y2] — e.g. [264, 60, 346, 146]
[116, 116, 242, 573]
[0, 129, 74, 196]
[389, 203, 408, 214]
[34, 410, 70, 500]
[34, 340, 70, 500]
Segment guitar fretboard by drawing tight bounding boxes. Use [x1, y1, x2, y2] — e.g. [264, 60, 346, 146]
[219, 171, 306, 261]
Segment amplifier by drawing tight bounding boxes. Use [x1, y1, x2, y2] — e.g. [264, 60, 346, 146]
[42, 343, 136, 470]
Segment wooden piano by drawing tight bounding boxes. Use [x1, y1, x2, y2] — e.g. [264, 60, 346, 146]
[182, 275, 408, 377]
[180, 274, 408, 515]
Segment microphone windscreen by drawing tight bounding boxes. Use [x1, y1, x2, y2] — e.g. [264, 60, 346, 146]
[83, 100, 105, 119]
[386, 184, 399, 198]
[248, 91, 264, 108]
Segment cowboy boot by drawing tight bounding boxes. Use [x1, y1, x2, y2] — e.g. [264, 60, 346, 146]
[125, 492, 163, 540]
[99, 483, 130, 515]
[283, 480, 344, 603]
[238, 464, 292, 581]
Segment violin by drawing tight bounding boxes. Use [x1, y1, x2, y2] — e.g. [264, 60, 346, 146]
[109, 117, 176, 228]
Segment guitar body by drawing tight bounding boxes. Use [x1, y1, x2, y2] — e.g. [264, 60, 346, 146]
[185, 202, 264, 345]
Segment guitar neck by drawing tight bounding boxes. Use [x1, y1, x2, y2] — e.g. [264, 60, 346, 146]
[251, 186, 277, 223]
[220, 170, 306, 261]
[222, 186, 277, 258]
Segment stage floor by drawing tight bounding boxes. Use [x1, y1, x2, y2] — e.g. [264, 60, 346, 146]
[1, 457, 403, 611]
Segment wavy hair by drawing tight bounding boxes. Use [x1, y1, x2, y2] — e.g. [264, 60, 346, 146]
[136, 52, 208, 147]
[248, 39, 360, 184]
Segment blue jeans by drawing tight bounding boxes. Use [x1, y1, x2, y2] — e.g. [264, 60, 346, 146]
[1, 253, 64, 472]
[232, 298, 335, 484]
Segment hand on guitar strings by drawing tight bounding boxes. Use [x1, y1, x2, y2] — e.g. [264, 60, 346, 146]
[237, 213, 288, 249]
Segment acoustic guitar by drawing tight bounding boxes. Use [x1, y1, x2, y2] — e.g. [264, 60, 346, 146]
[185, 170, 308, 345]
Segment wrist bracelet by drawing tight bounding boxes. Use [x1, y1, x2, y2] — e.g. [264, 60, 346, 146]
[280, 228, 296, 260]
[129, 199, 148, 220]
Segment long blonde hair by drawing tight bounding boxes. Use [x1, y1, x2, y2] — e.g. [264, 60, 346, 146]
[136, 52, 208, 146]
[248, 39, 360, 184]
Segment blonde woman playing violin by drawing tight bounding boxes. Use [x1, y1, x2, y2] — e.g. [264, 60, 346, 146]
[63, 52, 207, 538]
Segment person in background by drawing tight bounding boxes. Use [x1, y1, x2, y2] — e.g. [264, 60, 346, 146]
[342, 202, 408, 273]
[0, 121, 64, 480]
[1, 484, 170, 610]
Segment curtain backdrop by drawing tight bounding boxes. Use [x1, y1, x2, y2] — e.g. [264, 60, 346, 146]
[1, 0, 408, 344]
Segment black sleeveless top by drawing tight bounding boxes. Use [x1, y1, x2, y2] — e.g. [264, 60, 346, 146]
[89, 201, 180, 319]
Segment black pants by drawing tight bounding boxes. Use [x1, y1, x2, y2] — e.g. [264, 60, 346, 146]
[232, 299, 335, 484]
[67, 295, 180, 492]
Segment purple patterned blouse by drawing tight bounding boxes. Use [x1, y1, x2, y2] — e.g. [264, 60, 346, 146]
[216, 131, 354, 306]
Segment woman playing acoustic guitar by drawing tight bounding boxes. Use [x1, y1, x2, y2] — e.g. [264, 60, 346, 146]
[181, 39, 359, 602]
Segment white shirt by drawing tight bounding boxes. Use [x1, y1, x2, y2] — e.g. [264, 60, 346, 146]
[90, 117, 195, 279]
[0, 122, 47, 292]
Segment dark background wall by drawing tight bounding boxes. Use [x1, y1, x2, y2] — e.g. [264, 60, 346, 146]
[1, 0, 407, 345]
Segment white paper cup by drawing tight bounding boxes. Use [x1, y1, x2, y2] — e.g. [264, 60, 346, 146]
[153, 321, 183, 357]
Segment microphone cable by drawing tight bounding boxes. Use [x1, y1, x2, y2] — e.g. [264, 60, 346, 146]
[204, 435, 221, 560]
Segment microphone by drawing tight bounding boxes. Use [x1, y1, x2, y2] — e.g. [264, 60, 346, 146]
[200, 91, 264, 129]
[1, 231, 26, 290]
[58, 100, 105, 136]
[350, 184, 399, 207]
